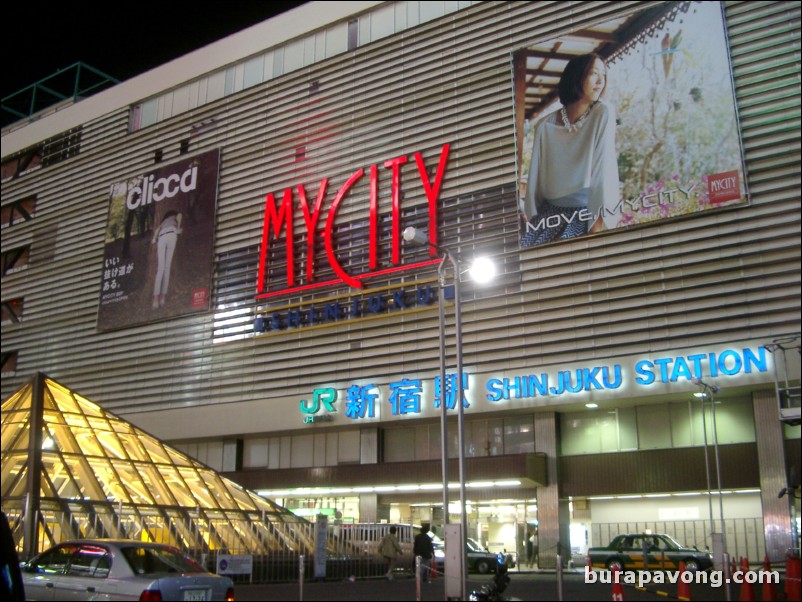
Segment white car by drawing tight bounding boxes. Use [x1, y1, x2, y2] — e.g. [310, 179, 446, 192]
[21, 539, 234, 601]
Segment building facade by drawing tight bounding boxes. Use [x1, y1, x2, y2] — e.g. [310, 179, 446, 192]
[2, 1, 800, 567]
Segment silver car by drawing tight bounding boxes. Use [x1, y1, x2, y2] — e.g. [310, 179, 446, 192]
[21, 539, 234, 601]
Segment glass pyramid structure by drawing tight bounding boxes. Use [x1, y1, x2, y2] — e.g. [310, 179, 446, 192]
[1, 373, 315, 562]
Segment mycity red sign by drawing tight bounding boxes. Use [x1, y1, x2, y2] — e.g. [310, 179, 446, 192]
[257, 143, 450, 298]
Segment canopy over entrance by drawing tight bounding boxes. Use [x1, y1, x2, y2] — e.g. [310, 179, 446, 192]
[1, 373, 314, 560]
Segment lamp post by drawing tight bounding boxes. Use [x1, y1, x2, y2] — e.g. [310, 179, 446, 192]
[402, 226, 495, 601]
[694, 377, 729, 597]
[693, 388, 716, 547]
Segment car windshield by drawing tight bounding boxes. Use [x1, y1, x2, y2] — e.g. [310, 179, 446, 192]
[660, 535, 683, 549]
[466, 538, 485, 552]
[121, 546, 205, 575]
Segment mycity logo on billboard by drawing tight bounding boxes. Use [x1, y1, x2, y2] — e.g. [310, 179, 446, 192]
[707, 170, 740, 204]
[256, 143, 451, 298]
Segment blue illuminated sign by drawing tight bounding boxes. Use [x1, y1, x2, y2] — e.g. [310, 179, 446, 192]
[297, 347, 769, 423]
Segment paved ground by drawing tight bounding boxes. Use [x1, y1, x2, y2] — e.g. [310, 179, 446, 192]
[233, 569, 788, 601]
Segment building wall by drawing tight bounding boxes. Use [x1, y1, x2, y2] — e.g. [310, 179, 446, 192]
[2, 0, 800, 512]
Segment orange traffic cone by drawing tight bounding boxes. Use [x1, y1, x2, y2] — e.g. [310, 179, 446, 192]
[738, 556, 755, 602]
[760, 556, 777, 602]
[677, 561, 692, 601]
[611, 564, 625, 601]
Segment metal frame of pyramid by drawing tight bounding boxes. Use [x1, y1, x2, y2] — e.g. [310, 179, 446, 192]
[1, 373, 316, 564]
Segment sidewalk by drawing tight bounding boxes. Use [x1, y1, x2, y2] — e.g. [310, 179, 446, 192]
[233, 570, 772, 601]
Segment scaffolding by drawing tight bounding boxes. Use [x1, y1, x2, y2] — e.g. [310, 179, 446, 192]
[763, 335, 802, 425]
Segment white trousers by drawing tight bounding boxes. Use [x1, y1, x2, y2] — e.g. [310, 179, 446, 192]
[154, 232, 178, 297]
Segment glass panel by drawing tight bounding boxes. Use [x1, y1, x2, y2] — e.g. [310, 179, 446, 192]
[290, 435, 314, 468]
[243, 55, 264, 88]
[206, 71, 225, 103]
[110, 459, 154, 504]
[420, 1, 445, 21]
[178, 467, 217, 508]
[244, 438, 269, 468]
[618, 407, 638, 450]
[670, 401, 694, 447]
[636, 405, 672, 450]
[1, 453, 27, 497]
[325, 22, 348, 57]
[137, 98, 158, 129]
[371, 3, 396, 40]
[384, 428, 415, 462]
[172, 84, 190, 115]
[487, 419, 504, 455]
[326, 433, 338, 467]
[561, 413, 599, 455]
[713, 398, 756, 444]
[406, 0, 421, 27]
[139, 464, 178, 506]
[598, 411, 619, 452]
[338, 430, 360, 463]
[284, 39, 305, 73]
[467, 419, 486, 458]
[504, 415, 535, 454]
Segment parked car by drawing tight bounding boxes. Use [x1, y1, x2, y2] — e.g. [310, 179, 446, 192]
[433, 537, 509, 574]
[20, 539, 235, 601]
[587, 533, 713, 572]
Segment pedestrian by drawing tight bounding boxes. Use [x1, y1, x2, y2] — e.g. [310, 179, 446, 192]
[0, 511, 24, 601]
[379, 526, 402, 580]
[413, 523, 434, 582]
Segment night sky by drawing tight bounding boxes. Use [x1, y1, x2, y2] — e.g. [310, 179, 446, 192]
[3, 2, 306, 100]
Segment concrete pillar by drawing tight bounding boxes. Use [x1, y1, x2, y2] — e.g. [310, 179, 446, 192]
[534, 412, 568, 569]
[753, 389, 794, 562]
[359, 493, 378, 523]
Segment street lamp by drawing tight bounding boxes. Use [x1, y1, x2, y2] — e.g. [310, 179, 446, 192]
[694, 378, 729, 590]
[402, 226, 495, 601]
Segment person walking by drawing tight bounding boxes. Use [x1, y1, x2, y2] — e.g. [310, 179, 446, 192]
[379, 526, 403, 580]
[413, 524, 435, 582]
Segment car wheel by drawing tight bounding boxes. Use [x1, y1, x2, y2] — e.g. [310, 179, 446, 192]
[475, 559, 491, 574]
[606, 558, 624, 572]
[683, 559, 700, 572]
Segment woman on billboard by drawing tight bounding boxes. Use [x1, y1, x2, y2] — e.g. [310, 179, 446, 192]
[520, 53, 620, 247]
[151, 209, 183, 309]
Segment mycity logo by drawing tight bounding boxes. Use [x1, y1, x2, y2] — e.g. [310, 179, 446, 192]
[256, 143, 450, 297]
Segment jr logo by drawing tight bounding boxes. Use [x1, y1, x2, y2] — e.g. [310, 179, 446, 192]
[299, 388, 337, 415]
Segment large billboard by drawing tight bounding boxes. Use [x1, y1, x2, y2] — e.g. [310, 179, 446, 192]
[514, 1, 747, 248]
[97, 149, 220, 330]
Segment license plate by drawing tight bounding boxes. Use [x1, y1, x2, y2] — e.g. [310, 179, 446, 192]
[183, 590, 208, 601]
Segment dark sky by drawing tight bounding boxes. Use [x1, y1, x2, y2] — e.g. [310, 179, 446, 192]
[3, 2, 307, 100]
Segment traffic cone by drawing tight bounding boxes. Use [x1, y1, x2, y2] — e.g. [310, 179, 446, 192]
[786, 553, 801, 602]
[677, 561, 692, 601]
[611, 564, 625, 601]
[760, 556, 777, 602]
[738, 556, 754, 602]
